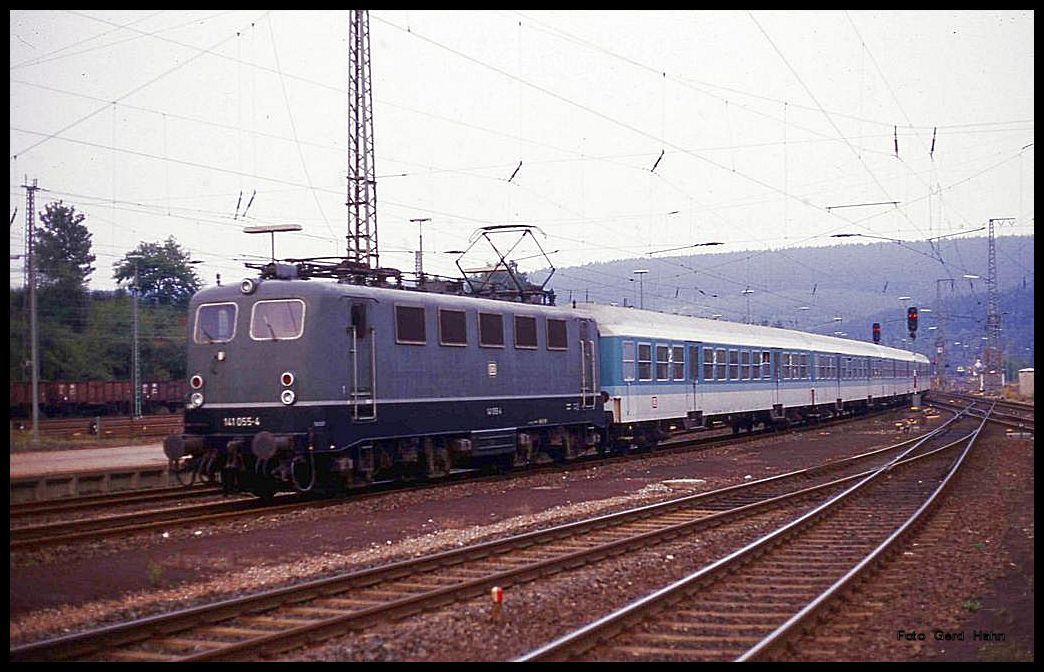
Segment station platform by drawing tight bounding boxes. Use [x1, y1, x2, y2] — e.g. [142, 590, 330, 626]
[10, 443, 172, 502]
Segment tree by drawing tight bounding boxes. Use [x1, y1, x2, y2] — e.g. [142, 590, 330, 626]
[35, 200, 96, 291]
[34, 200, 96, 332]
[113, 237, 202, 307]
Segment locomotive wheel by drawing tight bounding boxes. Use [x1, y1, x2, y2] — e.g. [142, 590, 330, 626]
[197, 451, 223, 485]
[171, 456, 199, 487]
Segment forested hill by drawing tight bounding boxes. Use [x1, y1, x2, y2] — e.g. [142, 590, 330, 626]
[540, 234, 1033, 373]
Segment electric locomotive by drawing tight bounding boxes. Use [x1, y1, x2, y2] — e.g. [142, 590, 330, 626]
[164, 262, 605, 498]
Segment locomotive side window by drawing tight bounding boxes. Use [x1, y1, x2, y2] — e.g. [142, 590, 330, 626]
[250, 299, 305, 341]
[439, 309, 468, 346]
[672, 346, 685, 380]
[514, 315, 538, 349]
[194, 302, 237, 343]
[546, 319, 568, 350]
[395, 305, 426, 345]
[622, 341, 636, 381]
[479, 312, 504, 347]
[637, 343, 652, 381]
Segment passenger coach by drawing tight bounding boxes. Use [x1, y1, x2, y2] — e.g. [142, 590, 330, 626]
[579, 304, 929, 442]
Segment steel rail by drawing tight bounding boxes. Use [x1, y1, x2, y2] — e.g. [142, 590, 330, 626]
[11, 412, 962, 662]
[738, 403, 992, 661]
[514, 408, 977, 662]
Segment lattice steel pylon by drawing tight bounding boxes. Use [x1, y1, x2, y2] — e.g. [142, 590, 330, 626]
[347, 9, 379, 268]
[983, 218, 1014, 389]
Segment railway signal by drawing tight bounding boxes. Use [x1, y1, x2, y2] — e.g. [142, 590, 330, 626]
[907, 306, 918, 339]
[872, 322, 881, 344]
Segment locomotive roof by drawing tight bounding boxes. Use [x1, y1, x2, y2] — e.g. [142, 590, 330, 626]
[575, 303, 928, 362]
[190, 277, 582, 317]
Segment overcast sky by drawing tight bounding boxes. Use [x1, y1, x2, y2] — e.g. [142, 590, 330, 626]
[9, 10, 1035, 295]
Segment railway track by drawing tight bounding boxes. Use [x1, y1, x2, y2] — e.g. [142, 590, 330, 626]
[930, 393, 1033, 432]
[8, 405, 911, 551]
[516, 406, 989, 662]
[10, 407, 967, 661]
[9, 483, 222, 521]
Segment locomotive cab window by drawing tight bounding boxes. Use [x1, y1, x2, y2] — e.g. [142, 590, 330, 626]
[250, 299, 305, 341]
[395, 305, 427, 345]
[439, 309, 467, 346]
[546, 318, 568, 350]
[194, 302, 238, 344]
[479, 312, 504, 347]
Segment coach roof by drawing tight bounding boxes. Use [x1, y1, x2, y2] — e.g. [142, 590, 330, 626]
[576, 303, 926, 362]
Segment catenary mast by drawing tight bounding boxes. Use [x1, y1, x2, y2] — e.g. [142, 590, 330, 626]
[347, 9, 379, 269]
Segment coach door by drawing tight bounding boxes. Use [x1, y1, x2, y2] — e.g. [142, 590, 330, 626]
[349, 302, 376, 421]
[685, 342, 702, 414]
[771, 349, 783, 407]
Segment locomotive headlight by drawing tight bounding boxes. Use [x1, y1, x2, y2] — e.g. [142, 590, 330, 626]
[188, 392, 205, 409]
[280, 389, 296, 405]
[281, 371, 295, 387]
[190, 374, 204, 390]
[240, 278, 258, 295]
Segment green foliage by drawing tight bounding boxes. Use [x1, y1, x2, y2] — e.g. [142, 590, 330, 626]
[113, 237, 202, 308]
[9, 288, 189, 383]
[33, 201, 96, 332]
[962, 599, 982, 612]
[34, 200, 95, 291]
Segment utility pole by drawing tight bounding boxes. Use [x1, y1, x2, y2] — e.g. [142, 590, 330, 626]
[23, 178, 40, 444]
[132, 261, 141, 418]
[411, 217, 430, 281]
[633, 269, 648, 309]
[933, 278, 953, 391]
[347, 9, 379, 269]
[983, 218, 1014, 391]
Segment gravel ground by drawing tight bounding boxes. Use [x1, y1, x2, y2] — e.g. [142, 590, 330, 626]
[15, 408, 1019, 661]
[775, 423, 1034, 663]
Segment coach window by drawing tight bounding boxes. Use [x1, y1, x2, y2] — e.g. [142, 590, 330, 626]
[194, 302, 237, 344]
[728, 350, 739, 380]
[689, 346, 699, 381]
[622, 341, 636, 381]
[703, 347, 714, 381]
[761, 351, 771, 379]
[395, 305, 426, 345]
[478, 312, 505, 347]
[250, 299, 306, 341]
[715, 348, 727, 381]
[438, 309, 467, 346]
[672, 346, 685, 381]
[655, 345, 670, 380]
[800, 353, 809, 379]
[638, 343, 653, 381]
[740, 350, 750, 380]
[546, 318, 568, 351]
[514, 315, 538, 349]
